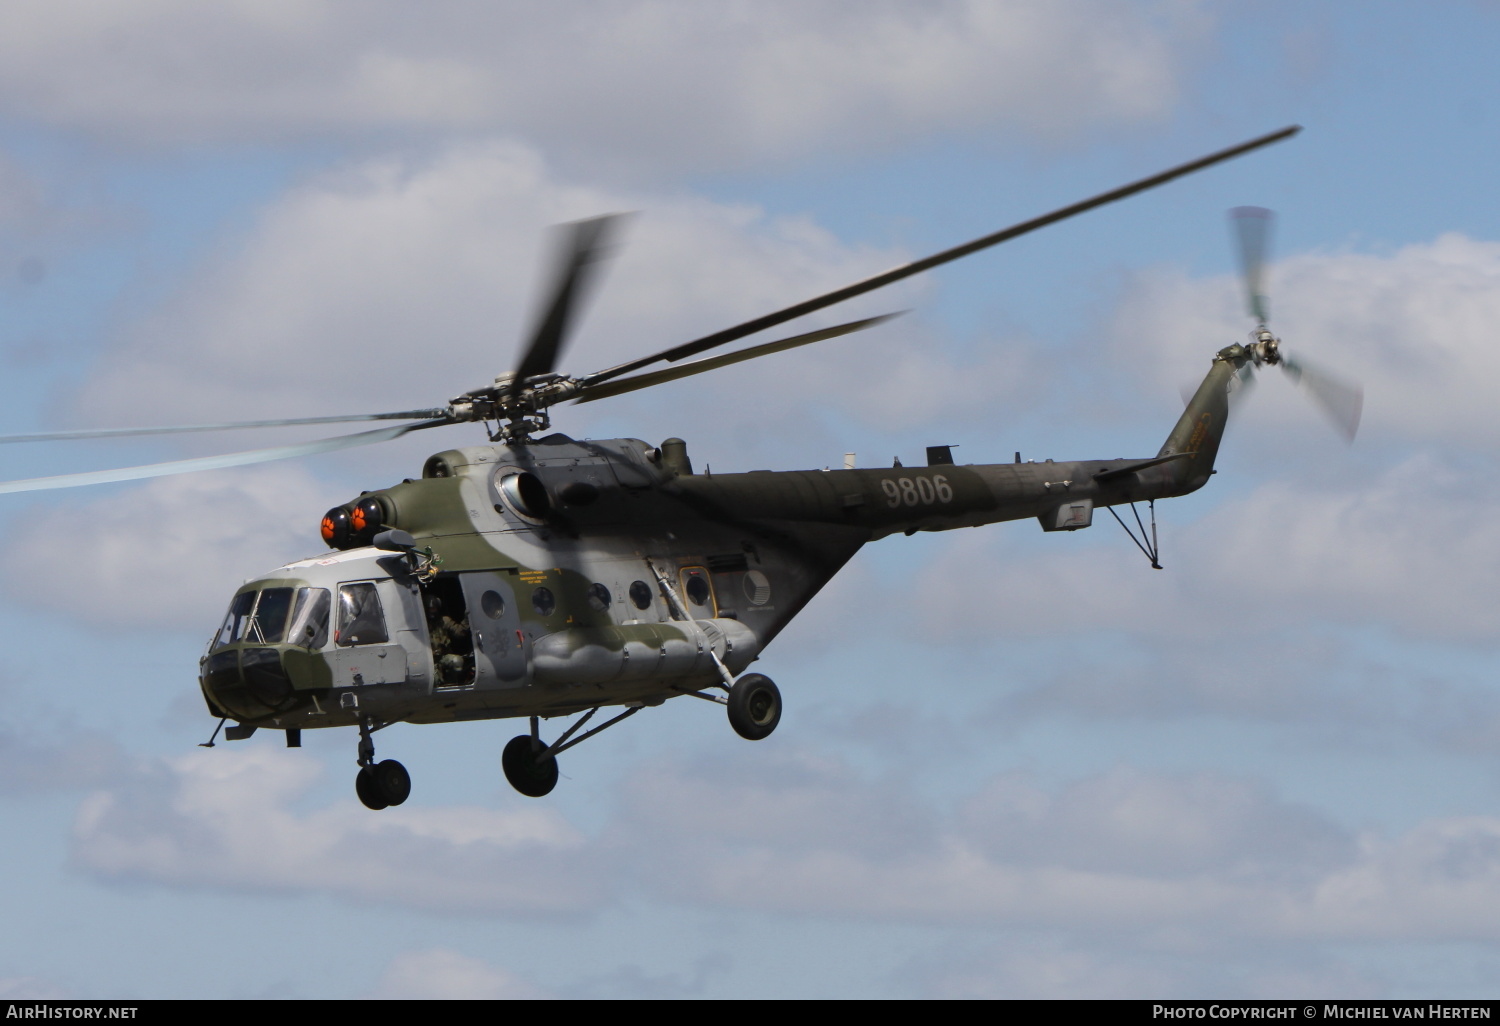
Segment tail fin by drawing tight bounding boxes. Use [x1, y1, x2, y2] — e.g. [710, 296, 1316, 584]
[1157, 346, 1247, 495]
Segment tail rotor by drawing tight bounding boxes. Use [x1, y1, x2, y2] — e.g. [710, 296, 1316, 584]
[1227, 206, 1362, 441]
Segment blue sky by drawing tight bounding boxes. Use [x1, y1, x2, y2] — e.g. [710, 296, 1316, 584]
[3, 0, 1500, 999]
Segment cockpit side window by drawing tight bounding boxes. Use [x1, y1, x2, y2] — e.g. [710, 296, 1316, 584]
[336, 582, 388, 646]
[251, 587, 295, 644]
[215, 591, 255, 648]
[288, 588, 331, 648]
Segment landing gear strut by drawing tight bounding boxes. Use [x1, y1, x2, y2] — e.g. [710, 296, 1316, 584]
[502, 708, 642, 797]
[354, 716, 411, 810]
[497, 670, 781, 797]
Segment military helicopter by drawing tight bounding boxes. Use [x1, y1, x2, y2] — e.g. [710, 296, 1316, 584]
[0, 125, 1355, 809]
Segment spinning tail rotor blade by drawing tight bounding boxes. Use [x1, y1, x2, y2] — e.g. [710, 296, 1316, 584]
[512, 213, 628, 383]
[0, 419, 446, 495]
[1281, 354, 1363, 442]
[1230, 206, 1274, 325]
[573, 313, 900, 404]
[1228, 361, 1257, 410]
[0, 410, 449, 445]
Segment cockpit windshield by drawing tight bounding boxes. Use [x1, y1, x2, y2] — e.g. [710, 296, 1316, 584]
[215, 591, 254, 647]
[288, 588, 331, 648]
[214, 587, 330, 649]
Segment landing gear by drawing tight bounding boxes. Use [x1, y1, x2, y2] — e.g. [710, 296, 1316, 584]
[356, 765, 387, 810]
[727, 673, 781, 740]
[502, 734, 559, 797]
[501, 709, 646, 797]
[353, 716, 410, 810]
[355, 760, 410, 810]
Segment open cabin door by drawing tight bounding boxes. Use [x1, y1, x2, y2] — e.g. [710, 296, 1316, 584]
[459, 571, 526, 686]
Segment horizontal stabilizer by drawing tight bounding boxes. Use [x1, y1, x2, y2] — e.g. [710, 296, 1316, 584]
[1093, 452, 1195, 483]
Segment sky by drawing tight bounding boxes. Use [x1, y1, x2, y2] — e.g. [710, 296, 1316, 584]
[3, 0, 1500, 1000]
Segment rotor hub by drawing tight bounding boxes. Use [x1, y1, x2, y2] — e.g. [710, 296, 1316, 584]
[447, 373, 587, 442]
[1248, 328, 1281, 366]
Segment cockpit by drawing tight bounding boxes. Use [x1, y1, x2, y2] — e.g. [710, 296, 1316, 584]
[214, 586, 330, 649]
[200, 545, 419, 723]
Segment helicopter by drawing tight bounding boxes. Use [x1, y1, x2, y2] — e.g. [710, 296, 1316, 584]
[0, 125, 1358, 809]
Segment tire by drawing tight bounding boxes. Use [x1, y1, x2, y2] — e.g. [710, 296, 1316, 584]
[356, 766, 389, 810]
[727, 673, 781, 740]
[502, 734, 559, 797]
[374, 759, 411, 806]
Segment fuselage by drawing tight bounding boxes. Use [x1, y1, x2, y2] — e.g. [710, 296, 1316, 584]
[200, 347, 1240, 736]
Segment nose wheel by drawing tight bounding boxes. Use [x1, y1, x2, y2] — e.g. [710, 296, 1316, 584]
[355, 759, 411, 810]
[353, 716, 411, 810]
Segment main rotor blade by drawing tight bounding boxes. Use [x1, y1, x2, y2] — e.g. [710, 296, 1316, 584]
[573, 313, 900, 404]
[512, 213, 628, 383]
[1282, 354, 1363, 442]
[1230, 206, 1274, 325]
[585, 126, 1301, 386]
[0, 409, 449, 445]
[0, 419, 445, 495]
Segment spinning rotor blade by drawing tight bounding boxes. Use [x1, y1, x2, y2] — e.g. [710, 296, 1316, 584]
[1227, 361, 1257, 410]
[1231, 206, 1274, 325]
[584, 126, 1301, 387]
[0, 409, 449, 445]
[572, 313, 900, 404]
[0, 419, 446, 495]
[512, 214, 628, 383]
[1282, 354, 1363, 442]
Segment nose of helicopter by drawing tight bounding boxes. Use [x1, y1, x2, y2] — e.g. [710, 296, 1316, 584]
[201, 645, 300, 721]
[201, 569, 344, 721]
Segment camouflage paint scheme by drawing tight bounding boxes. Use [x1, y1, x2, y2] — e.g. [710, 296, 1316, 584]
[198, 343, 1248, 737]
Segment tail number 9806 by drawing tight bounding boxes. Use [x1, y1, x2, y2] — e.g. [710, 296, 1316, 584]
[881, 474, 954, 508]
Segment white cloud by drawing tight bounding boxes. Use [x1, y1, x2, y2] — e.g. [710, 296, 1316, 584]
[1186, 455, 1500, 642]
[0, 2, 1203, 162]
[59, 137, 1051, 478]
[2, 465, 335, 632]
[1116, 232, 1500, 450]
[78, 141, 912, 427]
[910, 451, 1500, 653]
[954, 767, 1349, 880]
[372, 949, 549, 1000]
[66, 741, 1500, 976]
[72, 747, 602, 915]
[614, 752, 1500, 951]
[611, 754, 1343, 929]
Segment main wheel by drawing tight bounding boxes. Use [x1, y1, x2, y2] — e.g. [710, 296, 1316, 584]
[502, 735, 559, 797]
[355, 766, 389, 810]
[374, 759, 411, 806]
[727, 673, 781, 740]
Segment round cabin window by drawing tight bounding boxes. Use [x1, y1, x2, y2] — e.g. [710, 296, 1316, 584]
[531, 586, 555, 616]
[629, 580, 653, 610]
[480, 590, 506, 619]
[587, 583, 612, 612]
